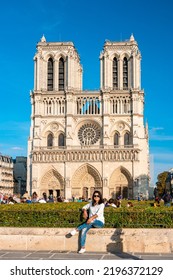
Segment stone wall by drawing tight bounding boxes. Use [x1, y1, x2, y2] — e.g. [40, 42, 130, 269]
[0, 228, 173, 253]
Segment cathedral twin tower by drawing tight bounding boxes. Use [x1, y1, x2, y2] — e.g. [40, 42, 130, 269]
[27, 34, 149, 200]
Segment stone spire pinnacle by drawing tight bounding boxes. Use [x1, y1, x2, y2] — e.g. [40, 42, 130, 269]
[41, 34, 46, 42]
[130, 33, 135, 42]
[145, 120, 149, 138]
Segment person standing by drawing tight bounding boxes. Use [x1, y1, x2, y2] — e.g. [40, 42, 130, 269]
[69, 190, 105, 254]
[162, 191, 172, 207]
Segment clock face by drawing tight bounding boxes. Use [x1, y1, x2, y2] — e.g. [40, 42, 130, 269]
[78, 123, 101, 145]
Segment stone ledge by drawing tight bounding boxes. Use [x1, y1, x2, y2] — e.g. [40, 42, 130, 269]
[0, 228, 173, 253]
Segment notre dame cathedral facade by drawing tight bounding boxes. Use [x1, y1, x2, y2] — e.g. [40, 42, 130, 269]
[27, 34, 149, 200]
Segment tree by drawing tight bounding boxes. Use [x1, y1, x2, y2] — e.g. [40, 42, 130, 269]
[156, 171, 169, 197]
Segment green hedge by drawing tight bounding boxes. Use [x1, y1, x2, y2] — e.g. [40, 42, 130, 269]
[0, 202, 173, 228]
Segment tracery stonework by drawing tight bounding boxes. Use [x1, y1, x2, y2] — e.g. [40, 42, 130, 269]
[27, 35, 149, 200]
[118, 122, 125, 130]
[78, 123, 101, 145]
[51, 123, 59, 132]
[48, 178, 60, 189]
[82, 174, 95, 194]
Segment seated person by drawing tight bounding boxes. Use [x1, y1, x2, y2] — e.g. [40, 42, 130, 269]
[107, 198, 117, 208]
[127, 201, 133, 207]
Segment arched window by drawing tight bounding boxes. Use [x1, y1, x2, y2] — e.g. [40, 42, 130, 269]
[113, 57, 118, 89]
[47, 58, 53, 91]
[124, 132, 130, 147]
[59, 57, 64, 90]
[58, 133, 65, 147]
[123, 57, 128, 89]
[114, 132, 119, 146]
[47, 133, 53, 147]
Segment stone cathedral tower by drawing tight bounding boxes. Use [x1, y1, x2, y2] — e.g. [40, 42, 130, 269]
[27, 34, 149, 200]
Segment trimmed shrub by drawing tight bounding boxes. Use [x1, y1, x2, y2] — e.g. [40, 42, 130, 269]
[0, 202, 173, 228]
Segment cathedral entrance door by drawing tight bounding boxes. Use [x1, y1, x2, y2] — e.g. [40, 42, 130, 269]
[109, 167, 132, 199]
[115, 185, 128, 198]
[40, 169, 64, 199]
[71, 164, 102, 200]
[82, 174, 95, 199]
[56, 189, 60, 197]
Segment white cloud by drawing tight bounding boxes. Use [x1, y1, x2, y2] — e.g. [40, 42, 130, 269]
[149, 127, 173, 141]
[150, 127, 164, 132]
[11, 147, 24, 151]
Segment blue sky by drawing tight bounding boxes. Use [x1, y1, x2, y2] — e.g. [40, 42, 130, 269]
[0, 0, 173, 184]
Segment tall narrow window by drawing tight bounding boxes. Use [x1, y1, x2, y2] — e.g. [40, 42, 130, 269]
[47, 133, 53, 147]
[58, 133, 65, 147]
[123, 57, 128, 89]
[59, 57, 64, 91]
[114, 132, 119, 146]
[48, 101, 52, 114]
[124, 132, 130, 147]
[124, 100, 127, 113]
[113, 57, 118, 89]
[47, 58, 53, 91]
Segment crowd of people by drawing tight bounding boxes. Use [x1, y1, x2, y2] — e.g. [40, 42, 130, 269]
[153, 188, 173, 207]
[0, 191, 130, 207]
[0, 189, 173, 207]
[0, 191, 65, 204]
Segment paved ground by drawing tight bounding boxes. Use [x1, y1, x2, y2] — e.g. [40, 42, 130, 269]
[0, 250, 173, 260]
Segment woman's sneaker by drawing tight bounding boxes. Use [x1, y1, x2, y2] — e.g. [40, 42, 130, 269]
[70, 229, 77, 236]
[78, 248, 86, 254]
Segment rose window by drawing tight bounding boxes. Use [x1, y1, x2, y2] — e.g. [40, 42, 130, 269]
[78, 123, 100, 145]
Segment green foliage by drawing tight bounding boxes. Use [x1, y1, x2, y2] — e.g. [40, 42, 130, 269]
[0, 202, 173, 228]
[156, 171, 169, 196]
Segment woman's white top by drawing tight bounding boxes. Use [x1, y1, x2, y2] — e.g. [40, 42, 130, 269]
[82, 202, 105, 224]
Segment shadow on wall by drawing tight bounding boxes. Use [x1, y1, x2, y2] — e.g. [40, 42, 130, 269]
[106, 228, 140, 260]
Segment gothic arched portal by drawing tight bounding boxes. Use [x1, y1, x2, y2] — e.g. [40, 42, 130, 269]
[40, 169, 64, 198]
[109, 166, 132, 199]
[71, 164, 102, 199]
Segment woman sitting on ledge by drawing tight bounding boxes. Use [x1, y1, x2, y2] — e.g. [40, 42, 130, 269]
[68, 190, 105, 254]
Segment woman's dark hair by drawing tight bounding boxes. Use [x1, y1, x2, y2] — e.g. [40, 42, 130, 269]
[92, 190, 104, 205]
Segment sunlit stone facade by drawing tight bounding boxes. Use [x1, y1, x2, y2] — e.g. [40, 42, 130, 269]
[27, 34, 149, 199]
[0, 155, 14, 194]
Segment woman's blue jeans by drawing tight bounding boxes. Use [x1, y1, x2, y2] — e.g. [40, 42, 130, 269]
[77, 220, 104, 247]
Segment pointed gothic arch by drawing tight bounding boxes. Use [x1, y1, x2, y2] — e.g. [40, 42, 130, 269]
[58, 132, 65, 147]
[40, 168, 64, 197]
[47, 57, 54, 91]
[109, 166, 133, 199]
[71, 164, 102, 199]
[47, 133, 53, 147]
[124, 131, 131, 146]
[123, 56, 128, 89]
[113, 57, 118, 89]
[59, 57, 65, 90]
[114, 131, 120, 146]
